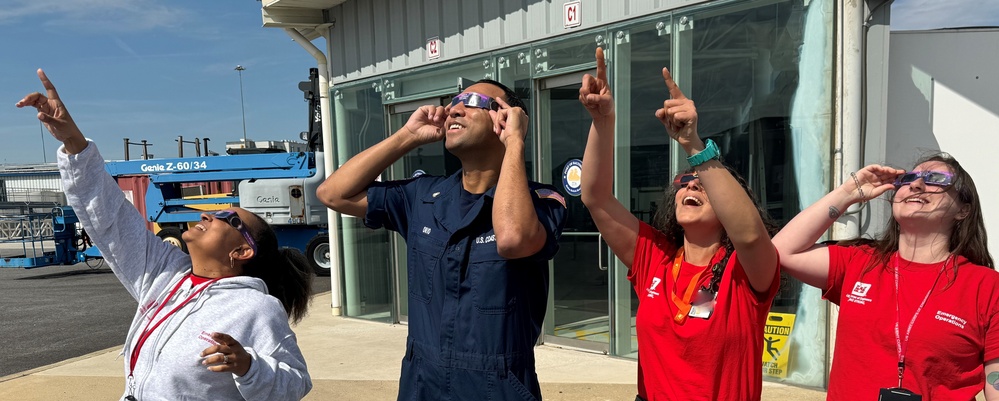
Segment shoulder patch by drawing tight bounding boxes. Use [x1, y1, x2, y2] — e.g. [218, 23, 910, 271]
[535, 188, 566, 208]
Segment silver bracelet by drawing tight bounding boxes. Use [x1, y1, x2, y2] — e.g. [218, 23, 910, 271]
[850, 172, 866, 204]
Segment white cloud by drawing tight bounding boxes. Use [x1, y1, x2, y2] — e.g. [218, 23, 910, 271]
[0, 0, 193, 33]
[892, 0, 999, 30]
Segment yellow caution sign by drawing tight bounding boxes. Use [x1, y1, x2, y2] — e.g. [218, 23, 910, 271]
[762, 312, 796, 378]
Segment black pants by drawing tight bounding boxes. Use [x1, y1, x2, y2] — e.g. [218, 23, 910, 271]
[635, 396, 647, 401]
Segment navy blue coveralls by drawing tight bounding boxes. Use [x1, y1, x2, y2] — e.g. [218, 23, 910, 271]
[365, 171, 567, 401]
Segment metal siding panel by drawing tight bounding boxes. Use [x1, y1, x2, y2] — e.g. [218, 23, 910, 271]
[547, 0, 563, 35]
[442, 0, 466, 60]
[357, 1, 375, 76]
[481, 1, 503, 50]
[502, 0, 527, 44]
[424, 0, 443, 63]
[525, 0, 550, 40]
[631, 0, 659, 15]
[329, 7, 348, 81]
[461, 0, 483, 53]
[406, 0, 424, 68]
[601, 0, 628, 23]
[372, 0, 392, 72]
[341, 2, 362, 81]
[387, 0, 407, 70]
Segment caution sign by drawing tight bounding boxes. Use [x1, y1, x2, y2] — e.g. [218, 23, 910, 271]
[762, 312, 796, 378]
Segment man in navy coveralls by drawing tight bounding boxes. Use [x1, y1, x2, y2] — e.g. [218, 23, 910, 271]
[317, 79, 567, 400]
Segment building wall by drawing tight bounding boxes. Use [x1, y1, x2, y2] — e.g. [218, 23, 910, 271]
[327, 0, 712, 83]
[886, 29, 999, 256]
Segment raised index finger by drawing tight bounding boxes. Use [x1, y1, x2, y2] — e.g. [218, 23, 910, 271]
[662, 67, 686, 100]
[37, 69, 60, 101]
[595, 47, 607, 83]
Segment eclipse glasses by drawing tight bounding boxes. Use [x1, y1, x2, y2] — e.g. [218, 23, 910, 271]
[893, 170, 954, 188]
[449, 92, 501, 111]
[673, 173, 699, 189]
[214, 210, 258, 254]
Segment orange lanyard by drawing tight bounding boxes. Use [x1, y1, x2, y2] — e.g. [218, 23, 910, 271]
[667, 248, 710, 324]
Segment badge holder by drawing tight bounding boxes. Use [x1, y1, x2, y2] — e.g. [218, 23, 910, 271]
[688, 288, 716, 320]
[878, 387, 921, 400]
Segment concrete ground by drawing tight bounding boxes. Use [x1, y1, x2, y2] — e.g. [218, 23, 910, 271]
[0, 291, 829, 401]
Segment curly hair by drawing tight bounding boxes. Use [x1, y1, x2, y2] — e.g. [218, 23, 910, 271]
[651, 164, 779, 293]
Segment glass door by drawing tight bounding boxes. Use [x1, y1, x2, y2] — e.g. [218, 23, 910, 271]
[537, 72, 610, 353]
[386, 98, 458, 323]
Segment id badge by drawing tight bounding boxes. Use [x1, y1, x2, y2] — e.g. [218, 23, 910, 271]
[688, 289, 716, 319]
[878, 387, 922, 401]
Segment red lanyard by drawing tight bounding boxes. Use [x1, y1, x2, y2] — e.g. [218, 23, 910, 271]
[666, 247, 718, 324]
[129, 275, 220, 376]
[893, 253, 950, 387]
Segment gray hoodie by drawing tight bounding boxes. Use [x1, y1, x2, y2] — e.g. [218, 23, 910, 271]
[58, 141, 312, 401]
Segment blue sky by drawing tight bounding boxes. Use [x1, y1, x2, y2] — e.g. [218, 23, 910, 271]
[1, 0, 997, 165]
[1, 0, 315, 164]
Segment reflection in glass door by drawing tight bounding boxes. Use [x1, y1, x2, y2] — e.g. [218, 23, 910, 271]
[386, 98, 460, 322]
[537, 73, 609, 353]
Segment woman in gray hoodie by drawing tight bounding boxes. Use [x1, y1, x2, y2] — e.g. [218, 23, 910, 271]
[17, 69, 313, 401]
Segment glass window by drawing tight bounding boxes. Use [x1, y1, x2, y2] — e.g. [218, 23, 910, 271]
[332, 83, 395, 323]
[673, 0, 833, 388]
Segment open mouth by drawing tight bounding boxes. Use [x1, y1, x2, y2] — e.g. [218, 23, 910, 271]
[194, 223, 207, 231]
[902, 196, 928, 204]
[682, 196, 703, 206]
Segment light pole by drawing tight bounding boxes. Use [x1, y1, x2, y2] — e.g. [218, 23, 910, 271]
[235, 65, 247, 147]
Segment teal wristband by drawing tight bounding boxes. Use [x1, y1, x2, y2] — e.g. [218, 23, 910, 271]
[686, 139, 720, 167]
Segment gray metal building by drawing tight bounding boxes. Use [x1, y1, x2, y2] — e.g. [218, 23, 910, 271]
[259, 0, 908, 390]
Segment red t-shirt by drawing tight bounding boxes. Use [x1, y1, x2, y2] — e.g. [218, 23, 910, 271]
[629, 222, 779, 401]
[825, 245, 999, 400]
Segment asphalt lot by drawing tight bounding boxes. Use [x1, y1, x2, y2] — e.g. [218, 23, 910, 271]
[0, 261, 332, 378]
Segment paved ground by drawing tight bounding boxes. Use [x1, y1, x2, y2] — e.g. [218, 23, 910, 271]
[0, 260, 331, 377]
[0, 290, 830, 401]
[0, 263, 132, 377]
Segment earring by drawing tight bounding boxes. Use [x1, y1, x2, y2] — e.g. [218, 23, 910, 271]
[229, 255, 235, 270]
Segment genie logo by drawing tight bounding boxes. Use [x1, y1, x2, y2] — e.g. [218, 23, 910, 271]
[257, 196, 280, 204]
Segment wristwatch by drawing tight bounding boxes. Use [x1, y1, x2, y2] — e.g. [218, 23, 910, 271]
[686, 139, 720, 167]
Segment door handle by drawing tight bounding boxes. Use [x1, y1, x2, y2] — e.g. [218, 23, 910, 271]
[597, 233, 608, 271]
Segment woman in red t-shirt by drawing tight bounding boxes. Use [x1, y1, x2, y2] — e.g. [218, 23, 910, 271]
[578, 49, 780, 401]
[774, 155, 998, 400]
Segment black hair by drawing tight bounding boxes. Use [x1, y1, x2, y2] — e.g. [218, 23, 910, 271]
[651, 163, 779, 293]
[241, 213, 314, 324]
[474, 79, 528, 115]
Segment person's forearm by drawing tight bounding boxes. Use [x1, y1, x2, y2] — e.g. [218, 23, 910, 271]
[317, 128, 421, 207]
[493, 138, 544, 259]
[773, 182, 861, 255]
[580, 115, 615, 208]
[694, 159, 769, 247]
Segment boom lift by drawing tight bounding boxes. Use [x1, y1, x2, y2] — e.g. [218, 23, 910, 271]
[103, 150, 332, 275]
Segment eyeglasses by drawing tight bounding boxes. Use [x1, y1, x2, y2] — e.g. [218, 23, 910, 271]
[213, 210, 258, 254]
[449, 92, 500, 111]
[673, 173, 698, 188]
[894, 170, 954, 188]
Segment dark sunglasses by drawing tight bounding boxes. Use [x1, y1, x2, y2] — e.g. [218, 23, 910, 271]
[213, 210, 258, 254]
[894, 170, 954, 188]
[673, 173, 698, 188]
[449, 92, 501, 111]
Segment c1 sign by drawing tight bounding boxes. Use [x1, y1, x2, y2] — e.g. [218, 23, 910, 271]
[564, 1, 581, 29]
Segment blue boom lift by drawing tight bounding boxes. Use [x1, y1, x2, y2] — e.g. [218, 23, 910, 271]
[102, 150, 331, 275]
